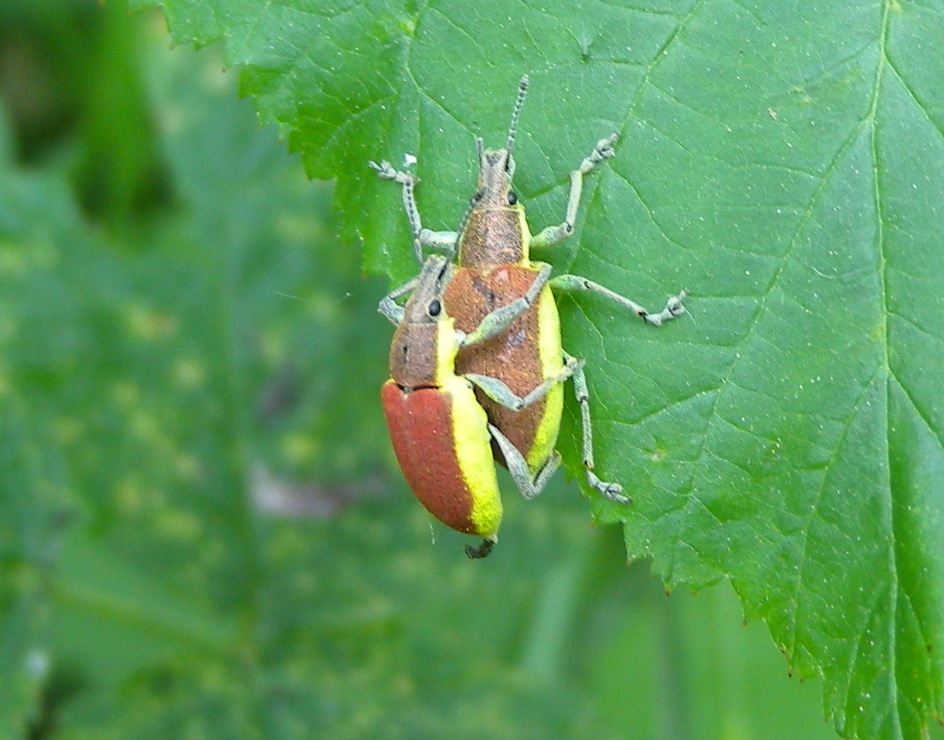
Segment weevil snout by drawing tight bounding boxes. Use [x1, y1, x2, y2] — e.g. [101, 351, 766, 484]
[476, 147, 517, 208]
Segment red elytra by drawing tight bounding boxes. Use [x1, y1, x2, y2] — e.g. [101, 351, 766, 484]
[381, 380, 500, 537]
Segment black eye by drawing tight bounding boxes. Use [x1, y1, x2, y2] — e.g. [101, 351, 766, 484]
[471, 190, 484, 204]
[507, 191, 518, 205]
[428, 299, 442, 317]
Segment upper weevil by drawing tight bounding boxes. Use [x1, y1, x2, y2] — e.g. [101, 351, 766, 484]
[371, 75, 686, 519]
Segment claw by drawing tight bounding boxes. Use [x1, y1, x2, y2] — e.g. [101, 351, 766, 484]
[369, 160, 415, 185]
[587, 470, 631, 504]
[465, 538, 496, 559]
[595, 133, 619, 160]
[664, 290, 687, 319]
[369, 160, 392, 177]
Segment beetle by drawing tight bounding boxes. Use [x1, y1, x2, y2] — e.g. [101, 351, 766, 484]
[380, 254, 580, 558]
[371, 76, 686, 506]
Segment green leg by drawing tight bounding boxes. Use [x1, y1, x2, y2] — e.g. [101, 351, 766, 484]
[369, 160, 458, 262]
[530, 133, 619, 250]
[460, 264, 552, 346]
[489, 424, 562, 501]
[377, 273, 420, 325]
[465, 355, 582, 413]
[563, 351, 630, 504]
[551, 275, 686, 327]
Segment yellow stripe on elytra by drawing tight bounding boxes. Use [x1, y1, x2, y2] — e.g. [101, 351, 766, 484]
[436, 318, 502, 536]
[434, 315, 458, 387]
[447, 375, 503, 537]
[517, 207, 531, 263]
[519, 215, 566, 473]
[529, 287, 565, 472]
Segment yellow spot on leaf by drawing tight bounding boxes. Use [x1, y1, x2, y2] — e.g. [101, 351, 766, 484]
[156, 508, 202, 542]
[127, 303, 178, 341]
[173, 358, 205, 388]
[130, 410, 160, 440]
[115, 477, 145, 515]
[175, 454, 201, 481]
[0, 240, 57, 274]
[112, 381, 139, 406]
[282, 433, 319, 466]
[0, 316, 15, 345]
[54, 418, 83, 445]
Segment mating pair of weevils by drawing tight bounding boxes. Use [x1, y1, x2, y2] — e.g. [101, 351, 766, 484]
[373, 76, 686, 559]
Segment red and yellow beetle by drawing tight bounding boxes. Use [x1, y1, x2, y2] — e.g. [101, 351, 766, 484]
[380, 255, 576, 558]
[372, 77, 686, 513]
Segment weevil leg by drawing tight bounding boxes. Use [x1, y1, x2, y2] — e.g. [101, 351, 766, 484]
[551, 275, 687, 327]
[417, 229, 460, 254]
[465, 536, 497, 560]
[530, 133, 619, 250]
[459, 264, 553, 346]
[488, 424, 561, 501]
[465, 355, 582, 412]
[369, 160, 458, 262]
[564, 351, 631, 504]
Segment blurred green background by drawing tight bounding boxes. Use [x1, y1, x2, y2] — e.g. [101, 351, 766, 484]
[0, 2, 839, 737]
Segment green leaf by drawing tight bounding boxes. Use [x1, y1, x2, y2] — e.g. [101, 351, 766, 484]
[0, 395, 68, 738]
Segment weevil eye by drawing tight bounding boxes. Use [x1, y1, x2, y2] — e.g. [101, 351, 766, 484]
[471, 190, 484, 205]
[507, 191, 518, 205]
[428, 299, 442, 317]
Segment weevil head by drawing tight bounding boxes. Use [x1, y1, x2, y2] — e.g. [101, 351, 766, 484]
[470, 74, 529, 212]
[389, 256, 460, 389]
[473, 139, 518, 210]
[403, 255, 453, 322]
[455, 76, 531, 268]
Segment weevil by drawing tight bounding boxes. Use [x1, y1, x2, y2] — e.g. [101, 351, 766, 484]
[371, 76, 686, 505]
[380, 254, 581, 558]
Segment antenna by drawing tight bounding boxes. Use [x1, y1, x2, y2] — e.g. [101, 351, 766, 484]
[506, 75, 529, 152]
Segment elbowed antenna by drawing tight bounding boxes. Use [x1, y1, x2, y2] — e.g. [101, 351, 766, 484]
[506, 75, 530, 153]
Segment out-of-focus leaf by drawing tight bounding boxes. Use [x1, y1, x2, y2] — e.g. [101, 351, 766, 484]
[0, 396, 66, 738]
